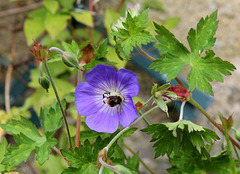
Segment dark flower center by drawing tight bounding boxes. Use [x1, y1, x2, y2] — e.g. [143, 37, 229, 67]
[107, 95, 123, 107]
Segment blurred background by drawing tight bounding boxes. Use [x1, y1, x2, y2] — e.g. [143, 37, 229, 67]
[0, 0, 240, 173]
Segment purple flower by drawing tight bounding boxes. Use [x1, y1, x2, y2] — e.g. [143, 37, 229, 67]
[75, 64, 139, 133]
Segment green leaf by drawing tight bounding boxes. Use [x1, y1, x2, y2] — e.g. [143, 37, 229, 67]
[149, 23, 190, 81]
[155, 97, 168, 115]
[0, 138, 18, 173]
[93, 39, 108, 59]
[62, 40, 81, 58]
[36, 154, 68, 174]
[150, 11, 236, 95]
[113, 9, 155, 57]
[127, 153, 139, 171]
[70, 11, 93, 27]
[164, 17, 180, 30]
[58, 0, 75, 10]
[24, 8, 46, 45]
[1, 117, 57, 166]
[187, 11, 218, 54]
[106, 46, 127, 69]
[40, 100, 65, 133]
[62, 134, 127, 173]
[45, 12, 71, 40]
[43, 0, 59, 14]
[142, 121, 219, 158]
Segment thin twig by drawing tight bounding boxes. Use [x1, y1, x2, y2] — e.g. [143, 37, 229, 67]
[135, 46, 155, 62]
[4, 32, 16, 113]
[0, 2, 44, 18]
[43, 62, 72, 148]
[189, 96, 240, 150]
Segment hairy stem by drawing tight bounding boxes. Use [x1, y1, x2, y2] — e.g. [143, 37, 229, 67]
[75, 70, 83, 148]
[105, 105, 159, 150]
[188, 96, 240, 150]
[135, 46, 155, 62]
[122, 142, 156, 174]
[43, 62, 72, 148]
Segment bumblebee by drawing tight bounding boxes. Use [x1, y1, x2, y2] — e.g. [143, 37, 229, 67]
[106, 95, 124, 107]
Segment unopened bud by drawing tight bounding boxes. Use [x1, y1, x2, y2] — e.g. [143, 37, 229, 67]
[235, 130, 240, 142]
[62, 51, 80, 69]
[114, 165, 131, 174]
[38, 75, 50, 92]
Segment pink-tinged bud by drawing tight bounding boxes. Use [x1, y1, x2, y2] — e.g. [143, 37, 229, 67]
[30, 42, 47, 62]
[168, 85, 191, 101]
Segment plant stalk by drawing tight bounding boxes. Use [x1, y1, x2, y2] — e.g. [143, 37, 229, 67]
[188, 96, 240, 150]
[43, 62, 72, 148]
[105, 105, 159, 151]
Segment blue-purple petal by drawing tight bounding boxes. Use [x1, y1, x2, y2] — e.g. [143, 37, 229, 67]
[85, 105, 119, 133]
[118, 95, 138, 127]
[75, 82, 105, 116]
[116, 69, 139, 97]
[85, 64, 117, 91]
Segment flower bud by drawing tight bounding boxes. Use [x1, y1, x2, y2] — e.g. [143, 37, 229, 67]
[235, 130, 240, 142]
[30, 42, 47, 62]
[38, 75, 50, 92]
[114, 165, 131, 174]
[62, 51, 80, 69]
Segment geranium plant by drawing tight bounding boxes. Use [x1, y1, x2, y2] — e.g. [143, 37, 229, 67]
[1, 1, 240, 174]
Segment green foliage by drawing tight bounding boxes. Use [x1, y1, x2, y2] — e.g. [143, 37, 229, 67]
[0, 138, 18, 173]
[61, 136, 121, 173]
[71, 11, 93, 27]
[35, 154, 68, 174]
[45, 12, 71, 40]
[149, 11, 236, 95]
[142, 120, 219, 157]
[83, 40, 116, 71]
[43, 0, 59, 14]
[141, 121, 238, 173]
[0, 100, 65, 166]
[126, 153, 139, 173]
[113, 9, 155, 59]
[24, 0, 93, 45]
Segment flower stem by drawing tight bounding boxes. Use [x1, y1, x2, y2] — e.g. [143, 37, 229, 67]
[49, 47, 64, 54]
[188, 96, 240, 150]
[43, 62, 72, 149]
[122, 142, 156, 174]
[135, 46, 155, 62]
[105, 105, 159, 151]
[178, 101, 186, 121]
[75, 70, 83, 148]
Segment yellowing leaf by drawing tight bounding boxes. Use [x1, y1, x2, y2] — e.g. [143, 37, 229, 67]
[43, 0, 59, 14]
[70, 11, 93, 27]
[24, 17, 45, 45]
[106, 46, 127, 69]
[45, 12, 71, 40]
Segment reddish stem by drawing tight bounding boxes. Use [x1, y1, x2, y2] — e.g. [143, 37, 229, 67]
[75, 114, 81, 148]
